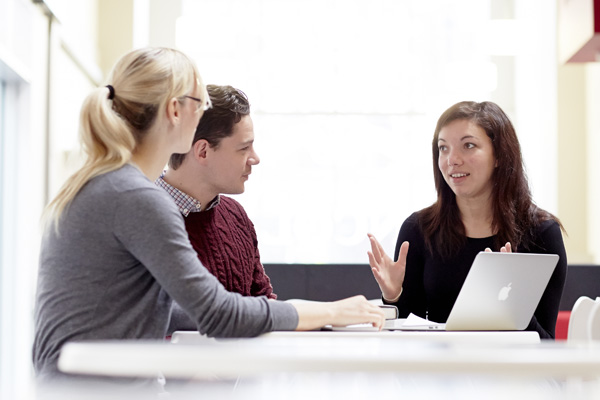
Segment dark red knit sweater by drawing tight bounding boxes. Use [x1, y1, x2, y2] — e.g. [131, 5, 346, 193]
[183, 196, 276, 299]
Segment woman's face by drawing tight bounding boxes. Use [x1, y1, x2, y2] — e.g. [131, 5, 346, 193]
[437, 119, 497, 204]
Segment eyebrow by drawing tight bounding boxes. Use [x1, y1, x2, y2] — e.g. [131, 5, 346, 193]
[238, 139, 254, 147]
[438, 135, 478, 142]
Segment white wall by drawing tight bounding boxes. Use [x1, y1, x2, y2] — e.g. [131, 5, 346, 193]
[585, 63, 600, 264]
[0, 0, 50, 397]
[0, 0, 101, 396]
[176, 0, 561, 264]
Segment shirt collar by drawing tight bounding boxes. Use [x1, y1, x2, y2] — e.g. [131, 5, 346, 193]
[155, 173, 220, 217]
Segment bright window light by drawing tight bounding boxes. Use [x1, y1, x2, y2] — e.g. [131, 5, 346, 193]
[177, 0, 556, 264]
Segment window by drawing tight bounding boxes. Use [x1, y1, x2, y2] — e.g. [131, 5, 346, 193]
[177, 0, 556, 264]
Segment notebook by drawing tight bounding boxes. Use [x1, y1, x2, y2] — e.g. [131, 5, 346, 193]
[322, 305, 400, 331]
[399, 251, 559, 331]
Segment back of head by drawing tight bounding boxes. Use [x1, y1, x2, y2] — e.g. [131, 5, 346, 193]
[45, 47, 202, 226]
[169, 84, 250, 169]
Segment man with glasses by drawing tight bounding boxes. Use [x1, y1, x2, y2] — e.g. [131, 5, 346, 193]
[157, 85, 276, 332]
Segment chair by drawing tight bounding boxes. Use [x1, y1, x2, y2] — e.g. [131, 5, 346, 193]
[568, 296, 600, 342]
[555, 311, 571, 340]
[588, 299, 600, 341]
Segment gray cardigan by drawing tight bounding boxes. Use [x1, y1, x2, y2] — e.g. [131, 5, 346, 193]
[33, 164, 297, 377]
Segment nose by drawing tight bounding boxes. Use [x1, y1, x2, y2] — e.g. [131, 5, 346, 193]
[249, 150, 260, 165]
[447, 149, 461, 166]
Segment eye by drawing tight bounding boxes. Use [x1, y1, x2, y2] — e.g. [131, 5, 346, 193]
[438, 145, 447, 152]
[465, 143, 475, 149]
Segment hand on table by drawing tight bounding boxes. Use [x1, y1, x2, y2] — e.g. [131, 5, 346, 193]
[291, 295, 385, 331]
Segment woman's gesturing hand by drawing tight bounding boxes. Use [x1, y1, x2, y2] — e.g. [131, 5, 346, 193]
[367, 234, 409, 302]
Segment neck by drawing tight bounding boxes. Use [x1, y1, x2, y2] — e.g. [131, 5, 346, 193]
[131, 137, 171, 181]
[457, 196, 495, 238]
[164, 167, 219, 211]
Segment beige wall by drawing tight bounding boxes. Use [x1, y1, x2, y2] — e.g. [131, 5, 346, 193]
[98, 0, 134, 77]
[557, 63, 600, 264]
[586, 63, 600, 264]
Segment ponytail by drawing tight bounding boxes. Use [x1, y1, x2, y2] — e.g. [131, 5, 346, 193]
[43, 47, 201, 230]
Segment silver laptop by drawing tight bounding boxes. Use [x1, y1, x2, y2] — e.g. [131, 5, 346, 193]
[399, 252, 559, 331]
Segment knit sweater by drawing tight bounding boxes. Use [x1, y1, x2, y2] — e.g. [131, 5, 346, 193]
[184, 196, 276, 299]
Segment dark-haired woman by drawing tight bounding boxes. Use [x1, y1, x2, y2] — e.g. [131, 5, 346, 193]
[368, 101, 566, 339]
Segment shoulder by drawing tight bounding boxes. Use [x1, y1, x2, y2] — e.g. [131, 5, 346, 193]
[90, 165, 180, 220]
[400, 212, 421, 233]
[534, 217, 560, 233]
[397, 211, 425, 244]
[531, 218, 563, 243]
[525, 217, 566, 258]
[219, 196, 250, 218]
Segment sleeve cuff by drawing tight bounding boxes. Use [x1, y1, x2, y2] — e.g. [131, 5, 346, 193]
[269, 300, 299, 331]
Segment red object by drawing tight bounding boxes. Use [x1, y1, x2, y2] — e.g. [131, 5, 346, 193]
[555, 311, 571, 341]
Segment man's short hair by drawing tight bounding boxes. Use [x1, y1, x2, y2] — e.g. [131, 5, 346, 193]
[169, 84, 250, 170]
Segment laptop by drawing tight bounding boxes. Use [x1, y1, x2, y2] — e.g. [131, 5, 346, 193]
[399, 252, 559, 331]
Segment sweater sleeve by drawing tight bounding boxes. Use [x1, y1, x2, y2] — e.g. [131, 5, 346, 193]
[114, 187, 298, 336]
[248, 219, 277, 299]
[524, 220, 567, 339]
[384, 213, 428, 319]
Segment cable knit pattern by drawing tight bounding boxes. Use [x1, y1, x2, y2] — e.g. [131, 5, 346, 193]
[184, 196, 276, 299]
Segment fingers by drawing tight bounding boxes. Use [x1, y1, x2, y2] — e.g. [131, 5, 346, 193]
[397, 241, 409, 265]
[363, 301, 385, 329]
[367, 234, 385, 262]
[367, 250, 378, 270]
[487, 242, 513, 253]
[370, 311, 385, 330]
[499, 242, 512, 252]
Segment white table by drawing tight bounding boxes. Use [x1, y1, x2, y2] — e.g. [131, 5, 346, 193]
[171, 329, 541, 345]
[58, 334, 600, 380]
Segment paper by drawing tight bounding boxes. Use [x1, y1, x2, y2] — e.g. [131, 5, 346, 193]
[402, 313, 444, 327]
[324, 323, 379, 332]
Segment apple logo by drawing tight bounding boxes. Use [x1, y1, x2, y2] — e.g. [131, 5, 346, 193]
[498, 282, 512, 301]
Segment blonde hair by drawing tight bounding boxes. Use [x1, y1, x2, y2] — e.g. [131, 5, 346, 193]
[44, 47, 202, 227]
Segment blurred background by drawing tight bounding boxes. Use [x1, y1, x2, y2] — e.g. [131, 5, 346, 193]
[1, 0, 598, 397]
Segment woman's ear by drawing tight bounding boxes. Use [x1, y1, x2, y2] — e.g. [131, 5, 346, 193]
[165, 97, 180, 125]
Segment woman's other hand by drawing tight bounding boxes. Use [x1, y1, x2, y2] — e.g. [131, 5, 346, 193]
[484, 242, 512, 253]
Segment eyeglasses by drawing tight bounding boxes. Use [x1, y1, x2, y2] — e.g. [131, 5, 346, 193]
[184, 95, 212, 112]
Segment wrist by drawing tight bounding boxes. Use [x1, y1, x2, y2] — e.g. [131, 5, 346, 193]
[382, 287, 402, 303]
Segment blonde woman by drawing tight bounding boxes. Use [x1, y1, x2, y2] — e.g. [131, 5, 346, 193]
[33, 47, 384, 379]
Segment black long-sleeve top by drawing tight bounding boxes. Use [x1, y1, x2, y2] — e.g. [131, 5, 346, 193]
[384, 212, 567, 339]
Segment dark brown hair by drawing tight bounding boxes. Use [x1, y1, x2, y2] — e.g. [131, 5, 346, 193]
[419, 101, 562, 259]
[169, 84, 250, 169]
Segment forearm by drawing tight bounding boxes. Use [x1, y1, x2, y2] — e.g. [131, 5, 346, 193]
[289, 296, 385, 331]
[291, 301, 335, 331]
